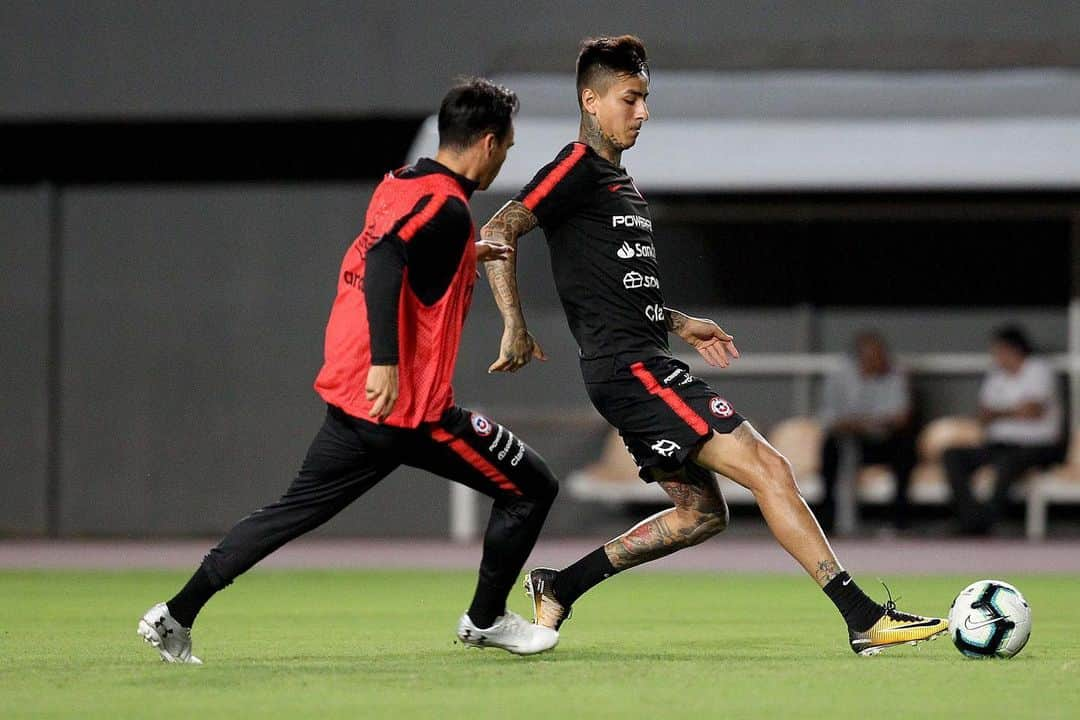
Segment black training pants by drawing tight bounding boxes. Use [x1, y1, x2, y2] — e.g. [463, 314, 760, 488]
[943, 441, 1061, 529]
[821, 430, 917, 529]
[200, 404, 558, 603]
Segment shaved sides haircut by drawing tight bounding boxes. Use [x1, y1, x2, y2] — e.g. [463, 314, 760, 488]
[575, 35, 649, 108]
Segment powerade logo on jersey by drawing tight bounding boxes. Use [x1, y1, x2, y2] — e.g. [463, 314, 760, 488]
[616, 241, 656, 259]
[612, 215, 653, 231]
[622, 271, 660, 290]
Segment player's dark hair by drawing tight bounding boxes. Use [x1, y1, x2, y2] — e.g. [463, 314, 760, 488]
[575, 35, 649, 109]
[992, 325, 1034, 356]
[437, 78, 519, 150]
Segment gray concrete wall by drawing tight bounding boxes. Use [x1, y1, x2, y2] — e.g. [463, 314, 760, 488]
[4, 1, 1080, 119]
[0, 183, 1070, 536]
[0, 189, 51, 535]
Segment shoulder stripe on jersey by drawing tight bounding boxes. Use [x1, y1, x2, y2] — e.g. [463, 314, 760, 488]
[398, 194, 449, 242]
[430, 427, 523, 496]
[629, 362, 710, 436]
[521, 143, 587, 210]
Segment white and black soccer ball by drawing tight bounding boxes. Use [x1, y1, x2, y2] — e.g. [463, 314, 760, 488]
[948, 580, 1032, 659]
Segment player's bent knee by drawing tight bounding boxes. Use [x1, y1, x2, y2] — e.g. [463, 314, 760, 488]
[756, 446, 802, 498]
[712, 501, 731, 534]
[699, 508, 729, 540]
[527, 464, 559, 505]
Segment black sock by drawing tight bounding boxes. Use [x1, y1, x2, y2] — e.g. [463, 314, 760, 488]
[552, 546, 618, 607]
[166, 565, 217, 628]
[466, 576, 506, 629]
[823, 572, 885, 632]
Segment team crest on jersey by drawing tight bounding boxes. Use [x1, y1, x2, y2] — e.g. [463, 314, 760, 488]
[471, 413, 494, 437]
[709, 397, 734, 419]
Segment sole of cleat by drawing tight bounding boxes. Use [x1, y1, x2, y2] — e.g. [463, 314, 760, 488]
[855, 627, 948, 656]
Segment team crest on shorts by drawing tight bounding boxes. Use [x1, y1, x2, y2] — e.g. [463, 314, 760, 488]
[650, 439, 682, 457]
[709, 396, 734, 419]
[470, 413, 494, 437]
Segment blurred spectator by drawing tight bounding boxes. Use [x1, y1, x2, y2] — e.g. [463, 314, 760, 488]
[819, 331, 916, 531]
[944, 325, 1064, 535]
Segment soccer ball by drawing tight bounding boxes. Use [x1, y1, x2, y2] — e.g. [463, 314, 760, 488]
[948, 580, 1031, 659]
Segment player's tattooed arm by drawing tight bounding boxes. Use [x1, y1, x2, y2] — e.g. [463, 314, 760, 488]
[604, 467, 728, 569]
[481, 200, 537, 329]
[664, 307, 740, 369]
[664, 308, 688, 333]
[481, 201, 547, 373]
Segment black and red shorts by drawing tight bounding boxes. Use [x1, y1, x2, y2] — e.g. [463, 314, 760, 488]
[584, 355, 744, 481]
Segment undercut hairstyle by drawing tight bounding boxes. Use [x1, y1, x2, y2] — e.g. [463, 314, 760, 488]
[437, 77, 519, 151]
[575, 35, 650, 109]
[993, 325, 1034, 356]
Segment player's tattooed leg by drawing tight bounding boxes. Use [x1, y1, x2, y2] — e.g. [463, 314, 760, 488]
[816, 559, 843, 584]
[603, 465, 728, 570]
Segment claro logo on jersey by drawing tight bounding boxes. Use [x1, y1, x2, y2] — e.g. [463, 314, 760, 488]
[616, 241, 657, 260]
[645, 304, 666, 322]
[623, 271, 660, 290]
[612, 215, 653, 231]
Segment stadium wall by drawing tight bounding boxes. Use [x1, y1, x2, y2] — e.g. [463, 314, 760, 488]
[4, 1, 1080, 120]
[0, 183, 1068, 537]
[0, 189, 51, 534]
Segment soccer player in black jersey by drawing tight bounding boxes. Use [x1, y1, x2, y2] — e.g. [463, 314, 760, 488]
[481, 36, 947, 655]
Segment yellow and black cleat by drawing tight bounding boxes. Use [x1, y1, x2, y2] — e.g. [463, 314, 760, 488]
[849, 601, 948, 656]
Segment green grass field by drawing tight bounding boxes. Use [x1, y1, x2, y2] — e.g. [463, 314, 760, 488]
[2, 571, 1077, 719]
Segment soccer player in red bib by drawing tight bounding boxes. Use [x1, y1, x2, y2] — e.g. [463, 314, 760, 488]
[482, 36, 947, 655]
[138, 79, 561, 663]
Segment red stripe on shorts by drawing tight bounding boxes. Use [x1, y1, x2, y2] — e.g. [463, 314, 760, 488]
[430, 427, 523, 496]
[629, 362, 710, 436]
[521, 143, 587, 210]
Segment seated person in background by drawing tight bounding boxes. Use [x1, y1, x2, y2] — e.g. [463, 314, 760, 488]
[944, 325, 1063, 535]
[819, 331, 916, 531]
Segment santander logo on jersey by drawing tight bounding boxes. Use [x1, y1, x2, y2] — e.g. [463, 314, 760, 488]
[616, 241, 656, 260]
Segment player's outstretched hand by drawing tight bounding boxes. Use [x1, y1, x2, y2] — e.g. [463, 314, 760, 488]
[365, 364, 399, 420]
[488, 326, 547, 373]
[677, 317, 740, 369]
[475, 240, 514, 263]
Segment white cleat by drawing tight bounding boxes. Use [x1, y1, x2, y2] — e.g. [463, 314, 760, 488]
[137, 602, 203, 664]
[456, 610, 559, 656]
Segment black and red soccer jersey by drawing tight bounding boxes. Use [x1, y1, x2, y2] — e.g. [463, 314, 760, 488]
[315, 159, 478, 428]
[515, 141, 668, 376]
[518, 142, 745, 472]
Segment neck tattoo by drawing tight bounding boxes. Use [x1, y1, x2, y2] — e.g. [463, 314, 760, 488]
[580, 115, 622, 166]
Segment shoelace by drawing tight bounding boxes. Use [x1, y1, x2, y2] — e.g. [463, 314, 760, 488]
[880, 580, 921, 622]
